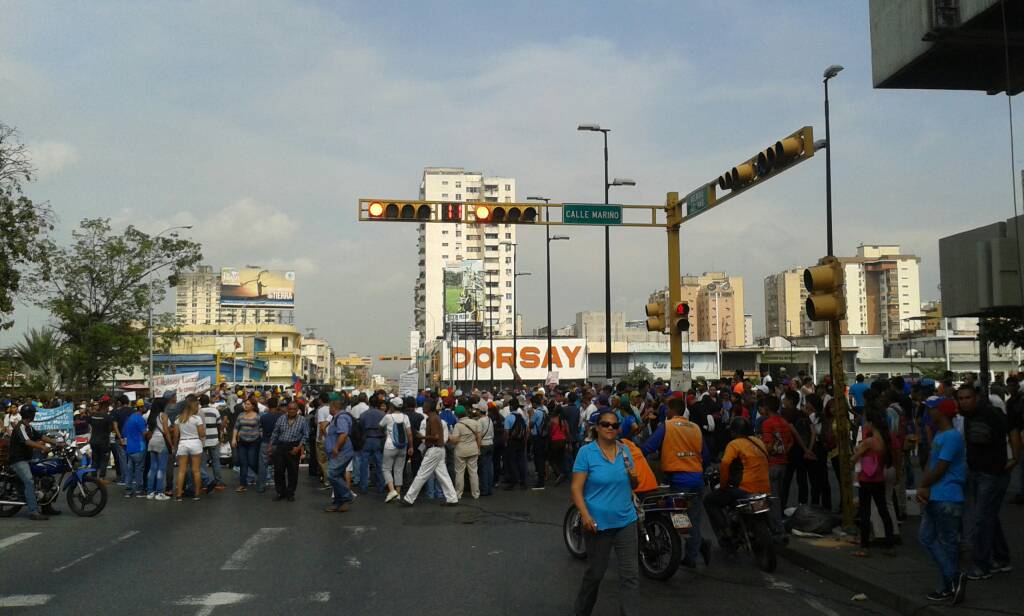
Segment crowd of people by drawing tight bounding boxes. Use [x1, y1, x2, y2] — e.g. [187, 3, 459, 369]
[2, 367, 1021, 611]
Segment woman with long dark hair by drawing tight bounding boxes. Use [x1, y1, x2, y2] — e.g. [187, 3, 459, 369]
[852, 407, 895, 556]
[805, 394, 831, 510]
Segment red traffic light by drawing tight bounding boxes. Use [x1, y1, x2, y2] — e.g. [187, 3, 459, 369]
[441, 204, 462, 222]
[675, 302, 689, 317]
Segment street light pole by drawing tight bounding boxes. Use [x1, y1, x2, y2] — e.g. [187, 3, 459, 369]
[528, 196, 569, 372]
[578, 124, 635, 384]
[824, 65, 842, 257]
[148, 225, 193, 393]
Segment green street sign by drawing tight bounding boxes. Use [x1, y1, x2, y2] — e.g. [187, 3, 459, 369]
[562, 203, 623, 225]
[684, 184, 712, 218]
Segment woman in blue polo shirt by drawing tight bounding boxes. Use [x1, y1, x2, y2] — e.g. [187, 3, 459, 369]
[571, 409, 639, 616]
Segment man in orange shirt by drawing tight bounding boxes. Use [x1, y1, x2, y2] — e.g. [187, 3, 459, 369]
[705, 416, 771, 549]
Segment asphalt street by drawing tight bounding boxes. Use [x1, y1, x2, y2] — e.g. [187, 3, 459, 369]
[0, 468, 901, 616]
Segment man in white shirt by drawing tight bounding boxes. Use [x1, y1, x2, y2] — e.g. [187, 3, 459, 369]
[315, 392, 332, 487]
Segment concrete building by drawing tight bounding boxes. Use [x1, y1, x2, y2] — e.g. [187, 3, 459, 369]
[334, 353, 373, 390]
[414, 167, 517, 347]
[648, 272, 745, 348]
[300, 337, 335, 384]
[175, 265, 293, 327]
[764, 267, 816, 338]
[838, 245, 923, 340]
[744, 314, 754, 346]
[165, 323, 303, 387]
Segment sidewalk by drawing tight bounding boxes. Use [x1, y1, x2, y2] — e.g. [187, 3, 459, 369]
[779, 499, 1022, 615]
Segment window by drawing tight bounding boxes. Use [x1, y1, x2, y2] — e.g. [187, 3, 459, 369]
[505, 184, 511, 191]
[485, 233, 498, 239]
[455, 181, 461, 188]
[442, 193, 449, 199]
[467, 186, 479, 194]
[505, 233, 511, 239]
[442, 242, 448, 247]
[505, 293, 512, 300]
[467, 247, 480, 253]
[504, 196, 512, 202]
[505, 257, 512, 264]
[505, 268, 511, 275]
[505, 281, 512, 287]
[485, 196, 498, 202]
[441, 229, 448, 235]
[504, 244, 512, 252]
[442, 254, 449, 260]
[456, 230, 462, 237]
[485, 258, 498, 264]
[467, 234, 479, 240]
[282, 337, 289, 349]
[442, 180, 448, 186]
[455, 194, 461, 200]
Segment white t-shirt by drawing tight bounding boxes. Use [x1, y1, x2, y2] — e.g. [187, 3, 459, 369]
[381, 412, 410, 450]
[176, 414, 203, 441]
[350, 402, 368, 420]
[148, 412, 169, 453]
[315, 405, 331, 442]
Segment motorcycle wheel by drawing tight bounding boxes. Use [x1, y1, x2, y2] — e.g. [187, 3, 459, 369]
[66, 476, 107, 517]
[0, 477, 23, 517]
[639, 515, 681, 580]
[750, 517, 777, 573]
[563, 505, 588, 560]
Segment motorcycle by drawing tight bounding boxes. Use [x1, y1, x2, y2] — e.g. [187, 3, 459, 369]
[0, 442, 108, 517]
[705, 468, 777, 572]
[563, 488, 700, 580]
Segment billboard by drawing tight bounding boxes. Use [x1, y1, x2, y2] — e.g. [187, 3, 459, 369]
[443, 260, 484, 325]
[220, 267, 295, 308]
[440, 338, 588, 382]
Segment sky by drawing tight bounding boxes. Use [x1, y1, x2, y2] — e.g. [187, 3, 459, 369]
[2, 1, 1022, 376]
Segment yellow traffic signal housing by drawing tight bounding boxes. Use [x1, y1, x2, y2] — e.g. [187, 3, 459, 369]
[645, 302, 666, 332]
[716, 126, 815, 195]
[804, 256, 846, 321]
[471, 204, 539, 224]
[673, 302, 691, 333]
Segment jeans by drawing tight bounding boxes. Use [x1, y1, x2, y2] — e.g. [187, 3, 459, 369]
[11, 461, 38, 514]
[967, 470, 1011, 571]
[200, 446, 222, 487]
[478, 445, 494, 495]
[359, 438, 384, 493]
[683, 490, 705, 563]
[492, 441, 505, 483]
[532, 435, 547, 484]
[350, 451, 361, 486]
[504, 443, 528, 487]
[404, 446, 457, 504]
[327, 453, 354, 507]
[146, 450, 168, 494]
[574, 521, 638, 616]
[236, 441, 259, 488]
[920, 500, 963, 591]
[382, 447, 406, 489]
[782, 453, 808, 508]
[257, 441, 272, 491]
[113, 441, 128, 483]
[858, 481, 893, 548]
[125, 451, 146, 494]
[768, 464, 786, 534]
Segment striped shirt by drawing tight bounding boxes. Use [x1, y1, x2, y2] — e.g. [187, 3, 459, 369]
[235, 415, 261, 443]
[201, 407, 221, 448]
[270, 413, 309, 445]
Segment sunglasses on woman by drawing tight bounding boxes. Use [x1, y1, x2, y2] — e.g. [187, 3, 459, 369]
[598, 421, 620, 429]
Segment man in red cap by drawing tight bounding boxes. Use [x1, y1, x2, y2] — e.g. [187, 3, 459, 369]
[916, 397, 967, 604]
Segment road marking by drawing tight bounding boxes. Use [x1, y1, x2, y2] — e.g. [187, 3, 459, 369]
[763, 574, 795, 594]
[221, 528, 286, 570]
[0, 595, 52, 607]
[340, 525, 376, 536]
[52, 530, 140, 573]
[345, 556, 361, 568]
[174, 591, 252, 616]
[0, 532, 41, 552]
[803, 597, 840, 616]
[309, 592, 330, 603]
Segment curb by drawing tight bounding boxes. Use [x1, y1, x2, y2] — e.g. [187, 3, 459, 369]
[778, 543, 945, 616]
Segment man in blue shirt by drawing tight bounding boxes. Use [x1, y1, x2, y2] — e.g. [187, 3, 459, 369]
[849, 374, 869, 417]
[916, 398, 967, 604]
[530, 394, 548, 489]
[122, 404, 148, 498]
[325, 395, 355, 512]
[641, 397, 712, 569]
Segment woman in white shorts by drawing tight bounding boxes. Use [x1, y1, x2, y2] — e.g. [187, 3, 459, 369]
[380, 397, 413, 502]
[173, 399, 206, 502]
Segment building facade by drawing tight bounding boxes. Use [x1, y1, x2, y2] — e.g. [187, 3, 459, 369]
[649, 272, 745, 347]
[176, 265, 293, 327]
[414, 167, 517, 346]
[840, 245, 923, 340]
[764, 267, 816, 338]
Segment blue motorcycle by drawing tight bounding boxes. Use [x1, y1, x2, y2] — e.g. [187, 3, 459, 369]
[0, 443, 108, 517]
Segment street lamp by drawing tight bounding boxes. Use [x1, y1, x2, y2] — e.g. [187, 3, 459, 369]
[148, 225, 193, 393]
[528, 195, 570, 370]
[707, 281, 731, 378]
[578, 123, 635, 384]
[822, 64, 843, 257]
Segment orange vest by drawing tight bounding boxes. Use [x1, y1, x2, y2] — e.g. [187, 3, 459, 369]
[661, 417, 703, 473]
[622, 439, 659, 493]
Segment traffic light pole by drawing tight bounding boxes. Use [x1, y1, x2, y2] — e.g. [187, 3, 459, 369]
[666, 192, 684, 384]
[829, 320, 855, 530]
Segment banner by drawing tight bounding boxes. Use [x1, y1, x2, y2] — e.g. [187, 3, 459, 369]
[441, 338, 588, 381]
[220, 267, 295, 308]
[443, 260, 484, 324]
[398, 369, 419, 396]
[33, 403, 74, 434]
[152, 372, 211, 397]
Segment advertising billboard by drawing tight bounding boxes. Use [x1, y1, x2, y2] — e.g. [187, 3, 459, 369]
[220, 267, 295, 308]
[443, 260, 484, 324]
[440, 338, 588, 382]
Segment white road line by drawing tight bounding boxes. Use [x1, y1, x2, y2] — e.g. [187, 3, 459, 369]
[174, 591, 252, 616]
[0, 532, 41, 552]
[340, 525, 376, 536]
[221, 528, 286, 570]
[308, 592, 330, 603]
[345, 556, 361, 568]
[803, 597, 841, 616]
[763, 574, 795, 594]
[52, 530, 140, 573]
[0, 595, 52, 607]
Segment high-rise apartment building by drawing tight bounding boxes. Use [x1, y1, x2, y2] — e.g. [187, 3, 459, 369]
[648, 272, 746, 348]
[175, 266, 292, 326]
[414, 167, 516, 345]
[765, 245, 922, 341]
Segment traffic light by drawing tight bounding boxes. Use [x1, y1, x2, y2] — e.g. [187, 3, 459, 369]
[363, 200, 436, 221]
[645, 302, 666, 332]
[804, 256, 846, 321]
[470, 204, 539, 224]
[672, 302, 690, 333]
[716, 126, 815, 194]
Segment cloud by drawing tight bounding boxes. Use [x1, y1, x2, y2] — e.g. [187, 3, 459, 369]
[29, 141, 80, 178]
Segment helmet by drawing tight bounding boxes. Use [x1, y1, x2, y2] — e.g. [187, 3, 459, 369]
[729, 416, 752, 438]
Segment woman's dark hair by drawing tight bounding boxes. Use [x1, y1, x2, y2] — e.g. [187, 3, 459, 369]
[865, 408, 893, 467]
[804, 393, 823, 415]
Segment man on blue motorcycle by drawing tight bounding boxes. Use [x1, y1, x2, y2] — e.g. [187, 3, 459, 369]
[9, 405, 61, 520]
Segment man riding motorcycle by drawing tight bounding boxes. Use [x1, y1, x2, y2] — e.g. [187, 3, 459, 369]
[8, 405, 61, 520]
[705, 416, 770, 549]
[640, 396, 711, 568]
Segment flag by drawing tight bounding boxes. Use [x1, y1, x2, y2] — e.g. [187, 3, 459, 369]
[292, 373, 303, 395]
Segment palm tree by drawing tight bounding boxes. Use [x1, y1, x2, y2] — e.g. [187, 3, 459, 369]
[13, 327, 64, 398]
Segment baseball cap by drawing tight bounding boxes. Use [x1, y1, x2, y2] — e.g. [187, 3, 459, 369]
[440, 389, 450, 397]
[923, 396, 942, 409]
[416, 395, 425, 405]
[98, 394, 111, 403]
[390, 397, 403, 409]
[328, 392, 341, 402]
[937, 398, 958, 418]
[162, 390, 177, 400]
[135, 399, 145, 407]
[473, 400, 488, 413]
[755, 384, 770, 395]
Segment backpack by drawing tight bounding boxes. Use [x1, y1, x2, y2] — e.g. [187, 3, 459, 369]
[491, 414, 506, 447]
[391, 416, 408, 449]
[538, 411, 551, 439]
[510, 414, 527, 442]
[346, 411, 365, 451]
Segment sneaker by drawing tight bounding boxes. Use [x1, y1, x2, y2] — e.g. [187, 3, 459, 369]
[146, 493, 155, 500]
[154, 493, 170, 501]
[441, 501, 458, 507]
[965, 568, 992, 581]
[927, 589, 954, 602]
[992, 562, 1013, 573]
[952, 572, 967, 605]
[123, 492, 133, 499]
[399, 497, 414, 507]
[385, 490, 399, 503]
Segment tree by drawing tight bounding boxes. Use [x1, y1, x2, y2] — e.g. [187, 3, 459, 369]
[0, 123, 53, 330]
[621, 365, 655, 389]
[13, 327, 65, 399]
[980, 316, 1024, 350]
[31, 218, 202, 393]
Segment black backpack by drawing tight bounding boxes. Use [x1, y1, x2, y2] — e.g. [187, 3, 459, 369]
[346, 411, 365, 451]
[510, 414, 527, 442]
[491, 414, 506, 447]
[538, 411, 551, 439]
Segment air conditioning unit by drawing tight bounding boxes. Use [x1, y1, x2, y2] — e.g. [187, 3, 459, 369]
[931, 0, 961, 30]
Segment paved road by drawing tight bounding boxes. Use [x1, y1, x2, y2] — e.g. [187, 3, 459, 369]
[0, 470, 899, 616]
